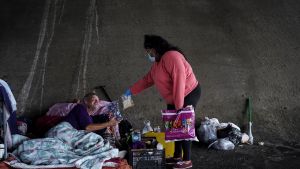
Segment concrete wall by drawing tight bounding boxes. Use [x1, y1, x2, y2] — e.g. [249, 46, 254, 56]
[1, 0, 299, 143]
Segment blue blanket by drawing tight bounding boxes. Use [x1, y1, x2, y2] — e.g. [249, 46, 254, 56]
[8, 122, 118, 169]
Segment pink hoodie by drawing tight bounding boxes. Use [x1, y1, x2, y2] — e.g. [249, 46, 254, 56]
[130, 51, 199, 109]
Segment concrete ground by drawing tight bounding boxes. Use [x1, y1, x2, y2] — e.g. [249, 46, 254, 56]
[190, 142, 300, 169]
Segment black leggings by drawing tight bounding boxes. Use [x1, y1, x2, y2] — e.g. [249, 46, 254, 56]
[167, 84, 201, 161]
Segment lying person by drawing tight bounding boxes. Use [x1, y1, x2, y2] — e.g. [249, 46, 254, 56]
[7, 93, 122, 168]
[10, 122, 119, 168]
[63, 92, 120, 136]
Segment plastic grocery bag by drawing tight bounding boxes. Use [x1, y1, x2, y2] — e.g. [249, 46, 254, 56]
[121, 95, 134, 110]
[197, 117, 218, 144]
[142, 120, 154, 134]
[162, 105, 198, 142]
[208, 138, 235, 150]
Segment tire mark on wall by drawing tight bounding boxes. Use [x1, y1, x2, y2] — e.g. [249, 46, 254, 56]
[17, 0, 51, 113]
[58, 0, 65, 24]
[95, 2, 100, 44]
[39, 0, 59, 113]
[74, 0, 96, 98]
[18, 0, 65, 114]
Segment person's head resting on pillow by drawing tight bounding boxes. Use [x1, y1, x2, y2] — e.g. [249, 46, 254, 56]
[83, 92, 100, 114]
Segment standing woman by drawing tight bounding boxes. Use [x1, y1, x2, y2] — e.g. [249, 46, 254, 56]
[124, 35, 201, 169]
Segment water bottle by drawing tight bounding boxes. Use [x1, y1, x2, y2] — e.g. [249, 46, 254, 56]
[132, 130, 141, 142]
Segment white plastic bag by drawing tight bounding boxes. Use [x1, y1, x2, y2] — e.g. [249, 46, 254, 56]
[218, 122, 240, 131]
[142, 120, 153, 134]
[208, 138, 235, 150]
[121, 95, 134, 110]
[197, 117, 219, 144]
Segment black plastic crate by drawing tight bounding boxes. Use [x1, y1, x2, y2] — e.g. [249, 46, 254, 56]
[129, 148, 165, 169]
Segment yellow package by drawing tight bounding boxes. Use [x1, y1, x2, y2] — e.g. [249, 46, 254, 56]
[144, 131, 174, 158]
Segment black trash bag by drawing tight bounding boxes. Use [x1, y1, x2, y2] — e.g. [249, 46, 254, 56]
[217, 124, 242, 145]
[117, 120, 133, 151]
[228, 128, 243, 145]
[217, 124, 232, 138]
[119, 119, 133, 138]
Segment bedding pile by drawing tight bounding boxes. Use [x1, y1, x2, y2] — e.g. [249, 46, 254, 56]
[7, 122, 118, 169]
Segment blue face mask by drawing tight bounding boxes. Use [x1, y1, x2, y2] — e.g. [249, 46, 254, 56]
[146, 53, 155, 62]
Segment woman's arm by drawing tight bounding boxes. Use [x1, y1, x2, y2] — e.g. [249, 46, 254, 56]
[130, 69, 154, 95]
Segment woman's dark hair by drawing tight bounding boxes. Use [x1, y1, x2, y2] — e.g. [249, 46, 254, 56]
[144, 34, 186, 61]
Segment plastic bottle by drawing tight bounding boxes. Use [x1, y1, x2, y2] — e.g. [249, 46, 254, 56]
[142, 120, 153, 134]
[157, 143, 163, 150]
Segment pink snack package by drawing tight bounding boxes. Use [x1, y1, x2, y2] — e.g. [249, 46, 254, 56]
[162, 105, 198, 142]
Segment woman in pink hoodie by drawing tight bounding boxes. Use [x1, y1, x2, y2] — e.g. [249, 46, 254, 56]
[124, 35, 201, 169]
